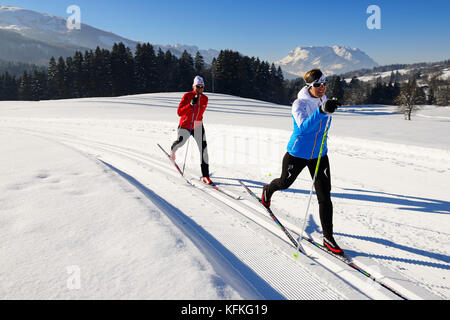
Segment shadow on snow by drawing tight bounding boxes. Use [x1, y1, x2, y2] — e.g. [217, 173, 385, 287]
[99, 160, 285, 300]
[222, 177, 450, 215]
[217, 177, 450, 270]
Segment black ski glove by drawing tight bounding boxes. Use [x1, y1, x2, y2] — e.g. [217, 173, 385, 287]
[320, 98, 341, 114]
[190, 95, 199, 107]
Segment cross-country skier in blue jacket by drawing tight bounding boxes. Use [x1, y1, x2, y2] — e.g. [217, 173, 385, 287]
[261, 69, 344, 255]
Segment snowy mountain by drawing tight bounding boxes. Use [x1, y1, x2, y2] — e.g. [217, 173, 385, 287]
[0, 5, 219, 65]
[0, 28, 89, 66]
[276, 45, 379, 78]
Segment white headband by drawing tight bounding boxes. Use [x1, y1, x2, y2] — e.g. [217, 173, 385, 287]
[306, 74, 327, 86]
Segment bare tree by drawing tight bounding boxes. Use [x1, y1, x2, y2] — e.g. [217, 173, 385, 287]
[394, 78, 426, 120]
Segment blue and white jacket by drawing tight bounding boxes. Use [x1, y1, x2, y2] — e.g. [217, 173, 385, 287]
[286, 87, 332, 159]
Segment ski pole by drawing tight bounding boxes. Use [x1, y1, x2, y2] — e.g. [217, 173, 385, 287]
[297, 113, 332, 250]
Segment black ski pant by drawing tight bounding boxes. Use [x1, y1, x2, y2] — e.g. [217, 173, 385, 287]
[267, 152, 333, 239]
[171, 124, 209, 178]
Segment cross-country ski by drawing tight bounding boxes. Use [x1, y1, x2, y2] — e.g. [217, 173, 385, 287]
[239, 180, 408, 300]
[158, 143, 241, 200]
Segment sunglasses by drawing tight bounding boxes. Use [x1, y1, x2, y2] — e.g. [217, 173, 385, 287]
[195, 85, 204, 89]
[311, 82, 327, 88]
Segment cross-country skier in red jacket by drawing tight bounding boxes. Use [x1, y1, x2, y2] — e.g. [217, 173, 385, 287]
[171, 76, 213, 185]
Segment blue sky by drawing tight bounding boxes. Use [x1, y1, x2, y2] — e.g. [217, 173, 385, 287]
[4, 0, 450, 65]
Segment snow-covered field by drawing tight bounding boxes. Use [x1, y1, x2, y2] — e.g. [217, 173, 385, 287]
[0, 93, 449, 300]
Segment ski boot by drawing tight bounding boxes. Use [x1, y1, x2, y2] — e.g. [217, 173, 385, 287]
[202, 176, 214, 186]
[323, 236, 344, 256]
[261, 185, 271, 208]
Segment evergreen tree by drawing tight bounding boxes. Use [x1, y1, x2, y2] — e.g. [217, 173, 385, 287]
[31, 70, 48, 100]
[0, 73, 5, 100]
[343, 77, 366, 105]
[83, 50, 97, 97]
[389, 71, 396, 84]
[437, 82, 450, 106]
[387, 81, 401, 105]
[155, 48, 167, 92]
[427, 86, 436, 105]
[65, 56, 75, 98]
[235, 55, 253, 98]
[93, 47, 113, 97]
[134, 43, 158, 94]
[214, 50, 240, 95]
[47, 57, 58, 99]
[162, 50, 178, 91]
[194, 51, 206, 75]
[111, 43, 135, 96]
[255, 60, 270, 101]
[428, 74, 449, 106]
[367, 79, 386, 104]
[210, 57, 217, 93]
[55, 57, 67, 99]
[134, 43, 145, 93]
[0, 72, 19, 100]
[71, 51, 85, 98]
[19, 71, 33, 100]
[267, 64, 285, 103]
[177, 50, 196, 91]
[327, 76, 345, 102]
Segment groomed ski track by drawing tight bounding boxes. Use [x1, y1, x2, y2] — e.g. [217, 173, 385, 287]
[2, 125, 439, 300]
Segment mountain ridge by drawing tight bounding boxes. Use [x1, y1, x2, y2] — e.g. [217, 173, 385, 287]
[276, 45, 379, 78]
[0, 5, 219, 65]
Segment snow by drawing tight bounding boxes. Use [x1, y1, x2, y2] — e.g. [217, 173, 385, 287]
[344, 69, 411, 83]
[0, 93, 449, 300]
[0, 131, 243, 299]
[439, 68, 450, 80]
[276, 45, 379, 76]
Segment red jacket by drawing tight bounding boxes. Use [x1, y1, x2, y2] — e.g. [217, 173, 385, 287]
[177, 91, 208, 130]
